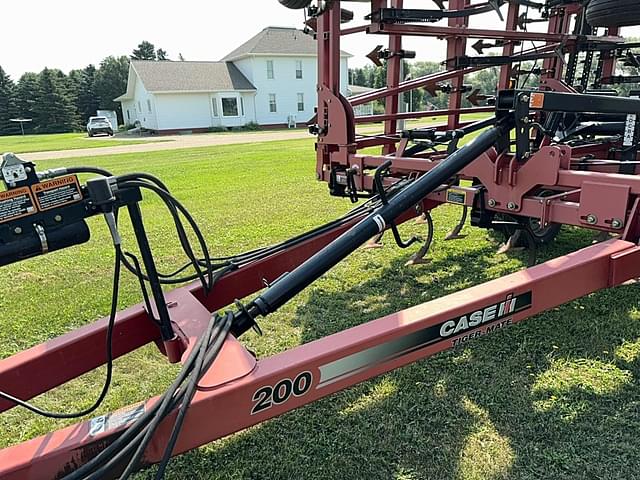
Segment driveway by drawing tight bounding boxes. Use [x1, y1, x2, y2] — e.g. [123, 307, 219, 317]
[21, 129, 312, 161]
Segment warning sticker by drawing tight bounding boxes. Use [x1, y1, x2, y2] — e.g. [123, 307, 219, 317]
[89, 403, 146, 437]
[32, 175, 83, 211]
[0, 187, 37, 224]
[529, 92, 545, 109]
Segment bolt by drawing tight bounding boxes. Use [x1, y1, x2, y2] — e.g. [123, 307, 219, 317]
[54, 214, 62, 222]
[507, 202, 517, 210]
[520, 94, 530, 103]
[611, 218, 624, 229]
[415, 204, 423, 215]
[521, 117, 530, 124]
[25, 167, 32, 173]
[586, 214, 598, 225]
[488, 198, 497, 207]
[14, 227, 22, 234]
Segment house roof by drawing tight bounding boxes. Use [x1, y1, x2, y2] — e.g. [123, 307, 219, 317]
[116, 61, 256, 99]
[347, 84, 375, 97]
[221, 26, 351, 61]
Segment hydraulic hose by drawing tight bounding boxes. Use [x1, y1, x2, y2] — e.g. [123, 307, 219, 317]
[231, 116, 513, 336]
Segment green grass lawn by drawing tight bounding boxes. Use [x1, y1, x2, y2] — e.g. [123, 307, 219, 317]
[0, 132, 167, 154]
[356, 112, 492, 135]
[1, 138, 640, 479]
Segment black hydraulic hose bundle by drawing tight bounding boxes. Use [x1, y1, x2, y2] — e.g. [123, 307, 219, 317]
[231, 117, 513, 336]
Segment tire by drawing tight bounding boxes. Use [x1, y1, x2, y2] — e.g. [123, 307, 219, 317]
[278, 0, 312, 9]
[586, 0, 640, 27]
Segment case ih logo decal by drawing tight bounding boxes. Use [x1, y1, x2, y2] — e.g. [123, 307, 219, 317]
[439, 292, 530, 342]
[315, 292, 532, 389]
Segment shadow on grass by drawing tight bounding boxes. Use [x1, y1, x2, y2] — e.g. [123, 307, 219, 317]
[144, 233, 640, 480]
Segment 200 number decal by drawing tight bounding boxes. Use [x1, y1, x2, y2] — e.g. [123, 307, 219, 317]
[251, 371, 313, 415]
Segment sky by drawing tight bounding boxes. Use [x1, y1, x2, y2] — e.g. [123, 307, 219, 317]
[2, 0, 639, 80]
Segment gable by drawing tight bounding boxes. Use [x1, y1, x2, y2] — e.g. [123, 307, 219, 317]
[222, 27, 351, 61]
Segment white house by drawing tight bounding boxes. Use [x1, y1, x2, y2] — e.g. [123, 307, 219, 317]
[115, 27, 351, 133]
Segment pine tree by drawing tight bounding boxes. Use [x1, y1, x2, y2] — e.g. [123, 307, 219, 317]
[14, 72, 39, 133]
[0, 65, 18, 135]
[94, 56, 130, 125]
[131, 41, 157, 60]
[156, 48, 169, 61]
[33, 68, 78, 133]
[76, 64, 100, 124]
[353, 68, 366, 87]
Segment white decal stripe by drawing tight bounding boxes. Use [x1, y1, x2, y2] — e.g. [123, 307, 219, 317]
[372, 215, 386, 233]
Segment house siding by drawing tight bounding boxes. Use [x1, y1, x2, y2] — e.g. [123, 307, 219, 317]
[155, 93, 214, 131]
[131, 74, 158, 130]
[154, 91, 257, 131]
[248, 55, 348, 126]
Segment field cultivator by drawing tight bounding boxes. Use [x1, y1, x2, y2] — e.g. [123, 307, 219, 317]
[1, 0, 640, 478]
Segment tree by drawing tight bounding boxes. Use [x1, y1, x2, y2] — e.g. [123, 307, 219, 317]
[156, 48, 169, 61]
[94, 56, 130, 125]
[33, 68, 78, 133]
[14, 72, 39, 132]
[76, 64, 100, 124]
[468, 67, 499, 107]
[132, 41, 156, 60]
[0, 66, 18, 135]
[66, 69, 84, 129]
[178, 53, 186, 62]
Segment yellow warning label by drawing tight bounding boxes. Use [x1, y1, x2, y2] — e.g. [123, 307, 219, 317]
[0, 187, 37, 224]
[32, 175, 83, 211]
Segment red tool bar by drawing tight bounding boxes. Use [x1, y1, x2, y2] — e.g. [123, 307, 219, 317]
[349, 66, 482, 106]
[2, 239, 639, 479]
[368, 23, 619, 44]
[353, 106, 493, 124]
[0, 214, 367, 414]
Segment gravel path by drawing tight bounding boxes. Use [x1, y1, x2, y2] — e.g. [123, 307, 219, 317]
[20, 129, 312, 161]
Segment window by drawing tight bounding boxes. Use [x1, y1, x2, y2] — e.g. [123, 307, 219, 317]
[295, 60, 303, 79]
[137, 101, 142, 113]
[147, 99, 152, 113]
[212, 98, 219, 117]
[126, 110, 131, 121]
[240, 97, 245, 116]
[269, 94, 277, 113]
[267, 60, 274, 79]
[221, 97, 239, 117]
[297, 93, 304, 112]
